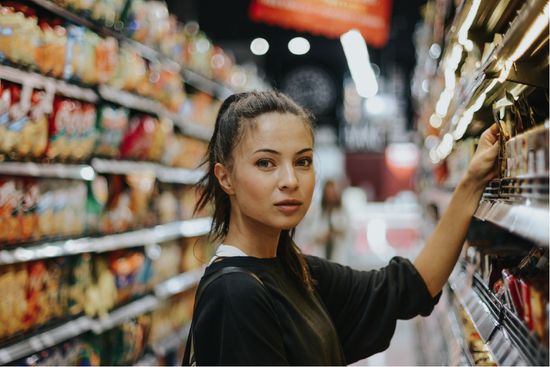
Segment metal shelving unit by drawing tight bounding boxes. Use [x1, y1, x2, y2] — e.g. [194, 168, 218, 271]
[25, 0, 235, 101]
[474, 200, 549, 246]
[0, 217, 212, 265]
[449, 266, 549, 366]
[0, 269, 202, 365]
[0, 316, 92, 365]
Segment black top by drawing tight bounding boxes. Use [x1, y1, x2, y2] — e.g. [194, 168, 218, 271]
[190, 255, 439, 365]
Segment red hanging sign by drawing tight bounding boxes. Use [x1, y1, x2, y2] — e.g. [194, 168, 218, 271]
[249, 0, 393, 48]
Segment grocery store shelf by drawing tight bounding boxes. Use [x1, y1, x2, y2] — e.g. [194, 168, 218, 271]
[446, 300, 475, 366]
[484, 0, 548, 76]
[151, 322, 191, 357]
[98, 85, 164, 115]
[449, 266, 549, 366]
[182, 69, 234, 100]
[90, 295, 159, 334]
[174, 119, 214, 142]
[26, 0, 234, 100]
[155, 268, 204, 299]
[0, 161, 96, 181]
[0, 65, 98, 102]
[27, 0, 120, 38]
[91, 158, 205, 184]
[0, 218, 212, 265]
[474, 200, 549, 246]
[0, 316, 92, 365]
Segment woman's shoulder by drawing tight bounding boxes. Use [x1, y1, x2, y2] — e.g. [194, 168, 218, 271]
[197, 259, 273, 308]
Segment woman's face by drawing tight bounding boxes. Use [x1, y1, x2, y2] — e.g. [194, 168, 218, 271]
[228, 112, 315, 231]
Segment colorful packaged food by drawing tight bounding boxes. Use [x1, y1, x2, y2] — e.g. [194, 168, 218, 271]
[119, 114, 159, 161]
[0, 178, 22, 244]
[36, 18, 67, 78]
[0, 6, 41, 66]
[94, 104, 129, 158]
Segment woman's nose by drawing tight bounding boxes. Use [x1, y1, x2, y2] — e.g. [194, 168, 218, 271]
[278, 164, 299, 190]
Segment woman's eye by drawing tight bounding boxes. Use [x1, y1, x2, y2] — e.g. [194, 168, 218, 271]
[296, 157, 312, 167]
[256, 159, 274, 168]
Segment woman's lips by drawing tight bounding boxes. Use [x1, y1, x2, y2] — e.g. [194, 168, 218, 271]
[274, 200, 302, 214]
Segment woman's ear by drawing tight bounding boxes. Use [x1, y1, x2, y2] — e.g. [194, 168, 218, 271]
[214, 163, 234, 195]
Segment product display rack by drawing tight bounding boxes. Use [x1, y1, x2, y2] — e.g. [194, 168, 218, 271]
[415, 0, 549, 365]
[449, 264, 549, 366]
[0, 267, 203, 365]
[24, 0, 235, 101]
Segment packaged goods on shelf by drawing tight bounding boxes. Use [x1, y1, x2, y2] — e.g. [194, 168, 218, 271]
[161, 134, 207, 169]
[99, 173, 156, 234]
[464, 244, 549, 345]
[94, 104, 130, 158]
[14, 334, 97, 366]
[148, 293, 193, 349]
[0, 81, 51, 160]
[456, 303, 497, 366]
[502, 123, 549, 179]
[47, 96, 98, 161]
[0, 177, 88, 244]
[156, 184, 199, 224]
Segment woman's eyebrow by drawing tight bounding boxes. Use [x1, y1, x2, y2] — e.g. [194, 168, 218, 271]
[253, 148, 313, 155]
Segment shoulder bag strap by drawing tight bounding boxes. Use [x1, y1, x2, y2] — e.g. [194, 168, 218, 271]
[182, 266, 265, 366]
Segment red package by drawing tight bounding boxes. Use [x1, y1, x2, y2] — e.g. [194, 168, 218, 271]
[520, 279, 533, 330]
[46, 96, 77, 160]
[119, 114, 158, 161]
[502, 269, 524, 319]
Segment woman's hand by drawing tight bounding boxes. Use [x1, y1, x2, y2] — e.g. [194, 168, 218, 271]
[463, 123, 500, 189]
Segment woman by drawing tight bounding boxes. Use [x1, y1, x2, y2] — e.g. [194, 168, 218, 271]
[183, 91, 499, 365]
[306, 179, 352, 263]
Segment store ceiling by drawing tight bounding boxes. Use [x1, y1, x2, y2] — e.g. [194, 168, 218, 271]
[166, 0, 427, 129]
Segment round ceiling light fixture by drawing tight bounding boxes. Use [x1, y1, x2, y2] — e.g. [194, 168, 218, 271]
[250, 37, 269, 56]
[288, 37, 310, 55]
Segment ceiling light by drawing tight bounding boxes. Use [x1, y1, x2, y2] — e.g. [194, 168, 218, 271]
[341, 30, 378, 98]
[250, 37, 269, 56]
[288, 37, 310, 55]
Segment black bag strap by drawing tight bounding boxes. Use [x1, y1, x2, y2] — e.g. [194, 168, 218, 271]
[182, 266, 266, 366]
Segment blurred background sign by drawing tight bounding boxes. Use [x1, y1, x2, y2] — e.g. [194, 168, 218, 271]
[248, 0, 393, 47]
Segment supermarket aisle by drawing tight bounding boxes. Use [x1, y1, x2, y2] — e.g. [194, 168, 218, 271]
[337, 199, 425, 366]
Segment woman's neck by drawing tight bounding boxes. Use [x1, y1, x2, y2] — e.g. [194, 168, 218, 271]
[224, 213, 280, 258]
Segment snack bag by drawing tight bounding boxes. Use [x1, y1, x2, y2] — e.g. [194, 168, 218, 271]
[119, 114, 157, 160]
[0, 6, 41, 66]
[71, 102, 98, 161]
[0, 178, 22, 244]
[4, 82, 32, 157]
[46, 96, 77, 161]
[94, 104, 129, 158]
[36, 19, 67, 78]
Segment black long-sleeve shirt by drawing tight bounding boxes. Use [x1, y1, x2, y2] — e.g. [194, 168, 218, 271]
[191, 255, 439, 365]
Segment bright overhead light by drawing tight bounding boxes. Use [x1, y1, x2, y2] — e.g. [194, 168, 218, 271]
[288, 37, 310, 55]
[340, 29, 378, 98]
[250, 37, 269, 56]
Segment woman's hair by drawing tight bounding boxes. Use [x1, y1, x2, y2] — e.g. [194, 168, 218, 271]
[194, 90, 315, 291]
